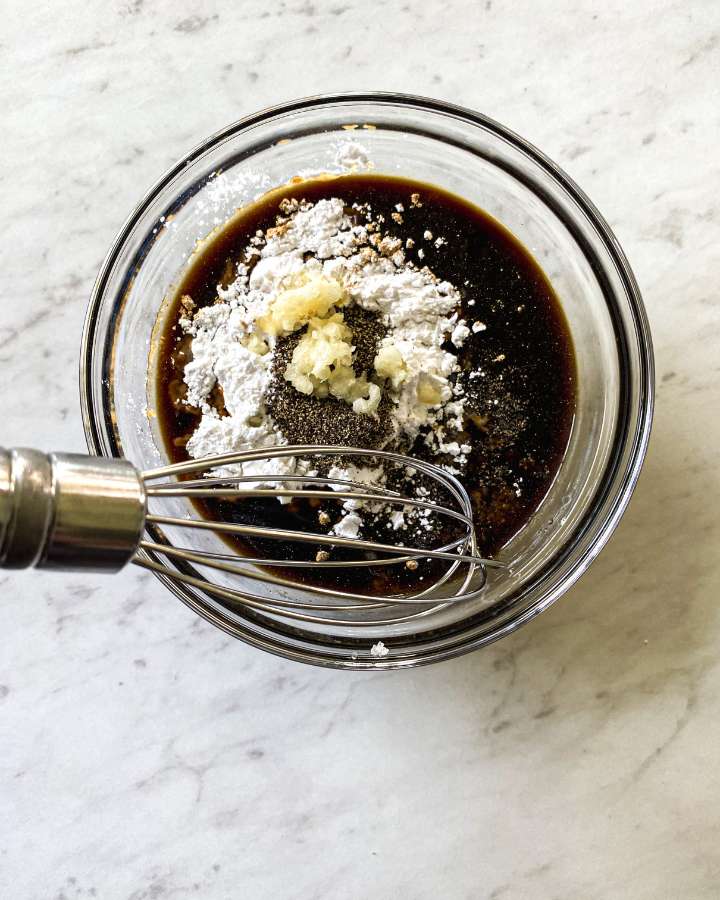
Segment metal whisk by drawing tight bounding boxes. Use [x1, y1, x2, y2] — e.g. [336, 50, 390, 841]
[0, 445, 501, 628]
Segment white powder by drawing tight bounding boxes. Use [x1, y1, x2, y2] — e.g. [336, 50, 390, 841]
[390, 510, 406, 530]
[332, 139, 371, 171]
[328, 463, 386, 502]
[451, 321, 471, 347]
[324, 255, 463, 445]
[327, 463, 390, 524]
[182, 304, 289, 484]
[184, 306, 268, 413]
[262, 198, 361, 260]
[370, 641, 389, 658]
[177, 192, 471, 494]
[331, 511, 362, 539]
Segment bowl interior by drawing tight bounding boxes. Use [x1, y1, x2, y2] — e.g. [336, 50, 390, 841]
[82, 96, 651, 667]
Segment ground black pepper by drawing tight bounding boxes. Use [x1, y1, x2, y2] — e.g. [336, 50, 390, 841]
[266, 306, 392, 450]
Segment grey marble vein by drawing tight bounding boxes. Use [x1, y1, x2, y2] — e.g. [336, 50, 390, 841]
[1, 1, 720, 898]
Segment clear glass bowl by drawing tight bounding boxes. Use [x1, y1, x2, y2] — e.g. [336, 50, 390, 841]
[80, 93, 653, 669]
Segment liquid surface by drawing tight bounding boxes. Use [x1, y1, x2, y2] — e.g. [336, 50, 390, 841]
[155, 174, 576, 593]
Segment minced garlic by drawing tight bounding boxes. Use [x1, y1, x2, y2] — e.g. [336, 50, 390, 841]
[373, 344, 407, 389]
[256, 275, 345, 337]
[416, 373, 445, 405]
[242, 333, 270, 355]
[285, 313, 353, 395]
[284, 313, 382, 414]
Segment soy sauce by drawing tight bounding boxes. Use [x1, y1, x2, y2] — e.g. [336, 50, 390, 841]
[155, 174, 576, 594]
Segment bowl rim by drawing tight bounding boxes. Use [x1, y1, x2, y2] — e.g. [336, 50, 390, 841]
[80, 91, 654, 669]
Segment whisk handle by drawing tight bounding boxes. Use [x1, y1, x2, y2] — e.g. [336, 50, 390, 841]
[0, 448, 146, 572]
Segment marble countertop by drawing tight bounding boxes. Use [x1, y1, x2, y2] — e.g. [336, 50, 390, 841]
[2, 2, 719, 897]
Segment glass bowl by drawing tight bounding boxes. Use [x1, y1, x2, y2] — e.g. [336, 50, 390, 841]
[80, 93, 653, 669]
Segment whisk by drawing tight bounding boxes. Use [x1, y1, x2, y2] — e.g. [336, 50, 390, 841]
[0, 444, 502, 628]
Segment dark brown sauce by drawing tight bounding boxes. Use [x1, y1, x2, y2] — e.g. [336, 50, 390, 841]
[155, 174, 576, 594]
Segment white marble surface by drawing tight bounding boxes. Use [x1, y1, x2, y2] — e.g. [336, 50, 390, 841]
[2, 1, 719, 897]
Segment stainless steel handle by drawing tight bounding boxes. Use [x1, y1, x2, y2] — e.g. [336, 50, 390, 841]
[0, 448, 146, 572]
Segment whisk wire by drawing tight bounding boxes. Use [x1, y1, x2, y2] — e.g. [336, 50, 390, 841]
[133, 444, 502, 628]
[0, 444, 502, 632]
